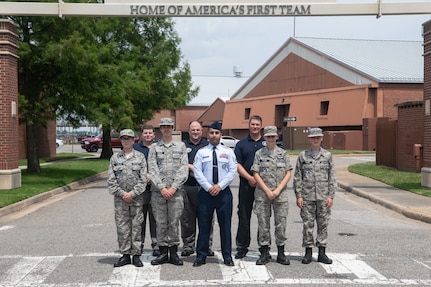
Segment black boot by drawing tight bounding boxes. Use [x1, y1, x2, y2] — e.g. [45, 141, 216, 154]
[169, 245, 184, 266]
[276, 245, 290, 265]
[302, 247, 312, 264]
[317, 246, 332, 264]
[114, 254, 131, 267]
[132, 255, 143, 267]
[256, 246, 270, 265]
[151, 246, 168, 265]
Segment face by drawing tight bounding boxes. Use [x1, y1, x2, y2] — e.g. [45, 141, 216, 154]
[308, 136, 323, 149]
[141, 128, 155, 144]
[264, 135, 278, 147]
[120, 136, 134, 148]
[249, 119, 262, 136]
[188, 121, 202, 142]
[208, 128, 222, 146]
[160, 125, 173, 137]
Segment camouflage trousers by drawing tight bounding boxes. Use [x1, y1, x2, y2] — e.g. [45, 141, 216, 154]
[151, 189, 184, 247]
[254, 199, 289, 247]
[300, 200, 331, 248]
[114, 198, 144, 256]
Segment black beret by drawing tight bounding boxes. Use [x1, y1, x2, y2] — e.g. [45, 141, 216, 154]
[209, 121, 222, 131]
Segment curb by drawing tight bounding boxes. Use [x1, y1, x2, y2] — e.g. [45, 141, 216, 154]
[0, 171, 108, 218]
[338, 181, 431, 224]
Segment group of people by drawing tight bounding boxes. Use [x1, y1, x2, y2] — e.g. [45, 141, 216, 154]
[107, 115, 336, 268]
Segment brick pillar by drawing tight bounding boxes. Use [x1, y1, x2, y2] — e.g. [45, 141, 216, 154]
[422, 20, 431, 188]
[0, 19, 21, 189]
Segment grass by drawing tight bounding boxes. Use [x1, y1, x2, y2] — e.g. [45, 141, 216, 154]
[18, 152, 96, 166]
[348, 161, 431, 197]
[1, 155, 109, 208]
[287, 149, 374, 155]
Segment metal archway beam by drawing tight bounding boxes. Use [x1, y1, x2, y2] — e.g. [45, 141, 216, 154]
[0, 1, 431, 17]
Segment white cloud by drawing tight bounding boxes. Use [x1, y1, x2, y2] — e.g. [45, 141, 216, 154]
[175, 14, 431, 105]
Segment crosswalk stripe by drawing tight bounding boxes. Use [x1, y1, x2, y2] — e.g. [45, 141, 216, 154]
[217, 251, 273, 282]
[1, 253, 430, 286]
[326, 253, 387, 281]
[17, 256, 66, 286]
[0, 256, 65, 286]
[108, 254, 161, 286]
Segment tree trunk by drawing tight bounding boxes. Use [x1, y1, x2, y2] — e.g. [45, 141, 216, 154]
[26, 124, 41, 174]
[100, 124, 113, 159]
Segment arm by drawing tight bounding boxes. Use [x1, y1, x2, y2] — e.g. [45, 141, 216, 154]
[237, 163, 256, 187]
[193, 149, 212, 191]
[129, 155, 147, 198]
[292, 154, 304, 208]
[107, 155, 125, 198]
[148, 145, 165, 191]
[171, 142, 189, 191]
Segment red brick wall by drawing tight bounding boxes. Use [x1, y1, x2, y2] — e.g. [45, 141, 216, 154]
[0, 20, 19, 170]
[423, 20, 431, 168]
[396, 102, 424, 172]
[380, 83, 423, 119]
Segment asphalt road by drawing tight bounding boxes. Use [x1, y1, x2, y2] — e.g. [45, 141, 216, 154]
[1, 152, 431, 286]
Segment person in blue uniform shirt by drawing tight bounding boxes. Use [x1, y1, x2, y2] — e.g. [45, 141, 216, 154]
[192, 121, 238, 267]
[181, 121, 215, 257]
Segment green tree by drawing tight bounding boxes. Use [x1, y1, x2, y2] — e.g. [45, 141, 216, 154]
[14, 12, 197, 172]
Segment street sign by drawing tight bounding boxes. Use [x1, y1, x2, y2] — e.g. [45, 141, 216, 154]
[283, 116, 297, 122]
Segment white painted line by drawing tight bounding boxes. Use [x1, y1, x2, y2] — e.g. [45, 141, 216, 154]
[412, 258, 431, 270]
[218, 250, 273, 282]
[327, 253, 387, 281]
[0, 225, 14, 231]
[1, 253, 431, 286]
[17, 256, 66, 286]
[0, 257, 45, 285]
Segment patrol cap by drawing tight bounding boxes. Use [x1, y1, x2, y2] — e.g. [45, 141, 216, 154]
[209, 121, 222, 131]
[308, 127, 323, 137]
[119, 129, 135, 138]
[160, 117, 174, 126]
[263, 126, 278, 137]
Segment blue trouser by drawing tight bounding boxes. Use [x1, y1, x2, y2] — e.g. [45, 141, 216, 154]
[235, 181, 255, 251]
[196, 187, 233, 262]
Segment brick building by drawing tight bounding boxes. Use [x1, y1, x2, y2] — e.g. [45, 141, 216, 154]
[200, 37, 424, 152]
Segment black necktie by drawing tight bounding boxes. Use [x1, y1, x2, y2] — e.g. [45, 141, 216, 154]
[213, 146, 218, 184]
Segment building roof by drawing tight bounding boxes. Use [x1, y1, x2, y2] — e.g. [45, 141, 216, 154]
[232, 37, 423, 100]
[296, 37, 423, 83]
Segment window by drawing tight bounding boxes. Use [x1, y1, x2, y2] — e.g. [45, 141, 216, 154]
[320, 101, 329, 115]
[244, 108, 251, 120]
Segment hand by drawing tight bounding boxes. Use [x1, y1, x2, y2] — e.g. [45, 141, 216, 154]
[326, 197, 333, 209]
[160, 187, 175, 200]
[122, 192, 133, 203]
[248, 177, 257, 187]
[296, 197, 303, 209]
[208, 184, 221, 196]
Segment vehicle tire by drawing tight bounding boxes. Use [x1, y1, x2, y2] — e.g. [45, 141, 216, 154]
[56, 143, 59, 148]
[89, 144, 99, 152]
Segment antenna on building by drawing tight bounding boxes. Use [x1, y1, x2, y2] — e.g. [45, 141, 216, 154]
[233, 66, 242, 78]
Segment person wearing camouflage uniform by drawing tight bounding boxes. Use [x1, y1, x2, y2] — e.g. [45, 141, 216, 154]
[251, 126, 292, 266]
[148, 117, 188, 266]
[108, 129, 147, 268]
[293, 127, 336, 265]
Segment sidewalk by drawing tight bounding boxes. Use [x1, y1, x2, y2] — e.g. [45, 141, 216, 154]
[336, 164, 431, 224]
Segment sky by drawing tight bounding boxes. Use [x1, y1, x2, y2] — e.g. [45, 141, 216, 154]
[173, 13, 431, 105]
